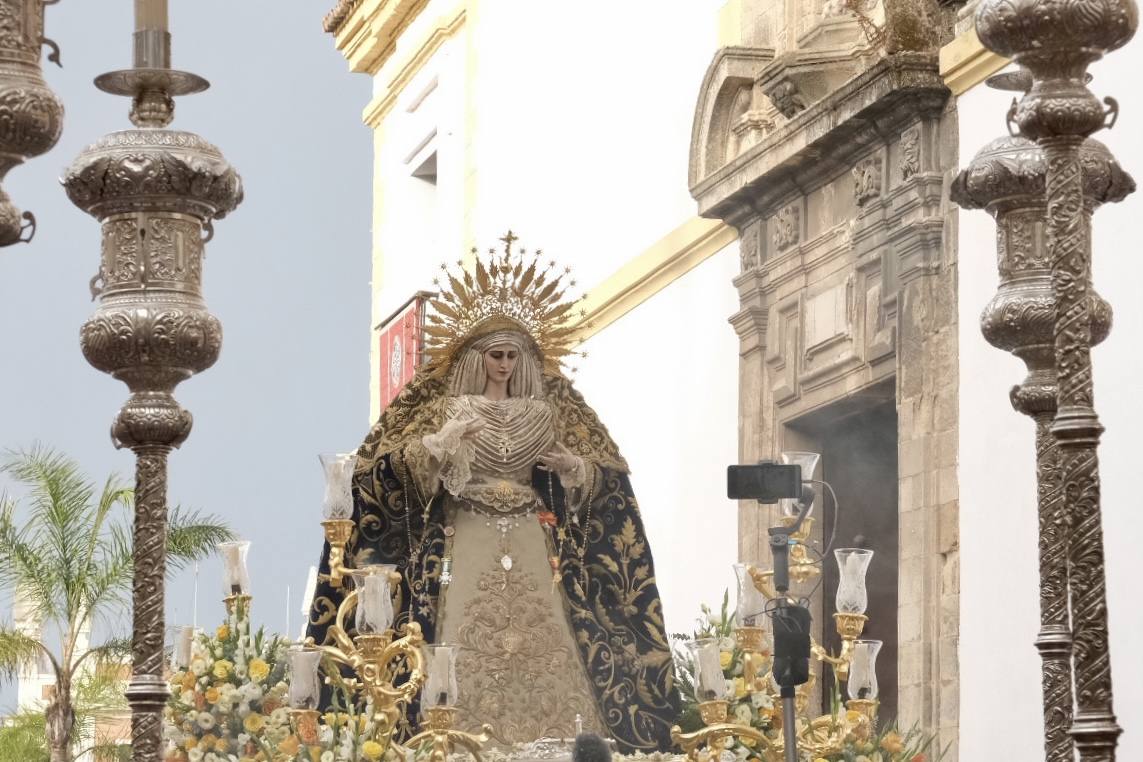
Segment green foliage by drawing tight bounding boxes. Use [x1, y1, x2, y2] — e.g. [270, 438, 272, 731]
[0, 711, 49, 762]
[0, 445, 235, 762]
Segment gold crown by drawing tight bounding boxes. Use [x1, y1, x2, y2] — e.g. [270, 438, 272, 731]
[424, 231, 588, 377]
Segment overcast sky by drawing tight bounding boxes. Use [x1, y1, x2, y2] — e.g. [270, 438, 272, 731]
[0, 2, 372, 709]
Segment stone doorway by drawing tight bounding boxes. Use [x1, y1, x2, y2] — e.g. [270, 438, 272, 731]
[784, 380, 899, 720]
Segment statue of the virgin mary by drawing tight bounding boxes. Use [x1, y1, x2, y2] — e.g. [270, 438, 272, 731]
[306, 235, 679, 752]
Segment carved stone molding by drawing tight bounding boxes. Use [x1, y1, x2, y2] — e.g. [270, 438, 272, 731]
[900, 126, 921, 179]
[772, 204, 801, 251]
[739, 220, 763, 271]
[853, 154, 883, 205]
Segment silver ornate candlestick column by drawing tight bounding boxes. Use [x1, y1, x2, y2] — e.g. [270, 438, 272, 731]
[61, 1, 242, 760]
[951, 90, 1134, 762]
[975, 1, 1137, 760]
[0, 0, 64, 245]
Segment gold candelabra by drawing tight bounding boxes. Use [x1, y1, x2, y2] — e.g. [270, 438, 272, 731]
[406, 706, 493, 762]
[301, 569, 426, 754]
[735, 513, 880, 759]
[671, 699, 773, 762]
[310, 454, 491, 760]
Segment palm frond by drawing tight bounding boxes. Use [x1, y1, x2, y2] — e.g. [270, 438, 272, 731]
[166, 507, 235, 573]
[2, 446, 98, 626]
[0, 710, 48, 761]
[0, 499, 62, 624]
[72, 656, 130, 720]
[72, 637, 131, 675]
[0, 627, 56, 681]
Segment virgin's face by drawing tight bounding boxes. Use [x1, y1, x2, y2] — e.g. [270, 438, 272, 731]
[484, 344, 519, 385]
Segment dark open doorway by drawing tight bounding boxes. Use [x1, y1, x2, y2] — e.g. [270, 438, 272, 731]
[785, 380, 899, 721]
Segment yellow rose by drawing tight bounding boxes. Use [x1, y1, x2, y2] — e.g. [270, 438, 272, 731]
[307, 747, 322, 762]
[361, 741, 385, 760]
[243, 713, 266, 734]
[719, 651, 733, 670]
[199, 734, 217, 751]
[184, 738, 198, 751]
[278, 736, 300, 756]
[880, 732, 904, 754]
[212, 660, 233, 680]
[181, 673, 197, 692]
[217, 624, 230, 640]
[204, 687, 220, 704]
[248, 658, 270, 682]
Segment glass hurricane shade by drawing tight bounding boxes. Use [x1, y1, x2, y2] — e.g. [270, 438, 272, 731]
[734, 563, 766, 626]
[423, 643, 460, 708]
[352, 565, 397, 634]
[218, 540, 251, 596]
[847, 639, 882, 701]
[320, 452, 356, 520]
[689, 638, 729, 701]
[779, 451, 820, 518]
[287, 646, 323, 710]
[834, 548, 874, 614]
[172, 625, 194, 670]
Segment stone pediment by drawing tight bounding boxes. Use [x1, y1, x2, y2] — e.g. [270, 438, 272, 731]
[689, 52, 948, 220]
[687, 46, 776, 189]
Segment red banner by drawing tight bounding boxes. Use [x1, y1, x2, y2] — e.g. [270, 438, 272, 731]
[377, 293, 429, 411]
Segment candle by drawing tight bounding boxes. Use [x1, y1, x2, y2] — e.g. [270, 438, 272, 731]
[174, 625, 194, 670]
[135, 0, 169, 32]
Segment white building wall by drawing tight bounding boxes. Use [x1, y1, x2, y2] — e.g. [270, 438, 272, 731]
[576, 244, 741, 639]
[957, 50, 1143, 760]
[465, 0, 725, 288]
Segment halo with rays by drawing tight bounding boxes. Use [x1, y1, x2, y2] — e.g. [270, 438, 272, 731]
[424, 231, 589, 377]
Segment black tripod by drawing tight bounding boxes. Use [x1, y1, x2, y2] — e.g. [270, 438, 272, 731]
[767, 490, 814, 762]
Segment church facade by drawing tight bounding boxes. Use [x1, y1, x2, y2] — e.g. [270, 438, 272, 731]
[321, 0, 1143, 759]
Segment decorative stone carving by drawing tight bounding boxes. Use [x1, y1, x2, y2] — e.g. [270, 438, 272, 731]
[900, 126, 921, 179]
[772, 205, 801, 251]
[764, 80, 807, 118]
[739, 221, 762, 271]
[853, 155, 882, 205]
[0, 0, 65, 245]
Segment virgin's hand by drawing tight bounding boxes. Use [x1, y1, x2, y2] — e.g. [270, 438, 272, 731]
[460, 417, 485, 441]
[539, 443, 579, 474]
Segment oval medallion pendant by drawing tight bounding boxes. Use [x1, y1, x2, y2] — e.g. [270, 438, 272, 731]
[501, 554, 513, 571]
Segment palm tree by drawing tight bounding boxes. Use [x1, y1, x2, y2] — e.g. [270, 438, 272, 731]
[0, 445, 235, 762]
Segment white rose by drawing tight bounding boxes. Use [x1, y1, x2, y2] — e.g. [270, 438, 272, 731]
[237, 733, 250, 746]
[195, 712, 216, 731]
[750, 692, 773, 709]
[270, 707, 289, 727]
[188, 749, 204, 762]
[320, 753, 334, 762]
[236, 702, 251, 718]
[190, 658, 207, 676]
[185, 710, 198, 723]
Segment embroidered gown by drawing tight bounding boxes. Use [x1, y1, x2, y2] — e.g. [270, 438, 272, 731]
[306, 375, 679, 753]
[423, 394, 602, 742]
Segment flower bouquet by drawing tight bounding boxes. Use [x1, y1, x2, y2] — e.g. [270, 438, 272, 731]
[163, 600, 292, 762]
